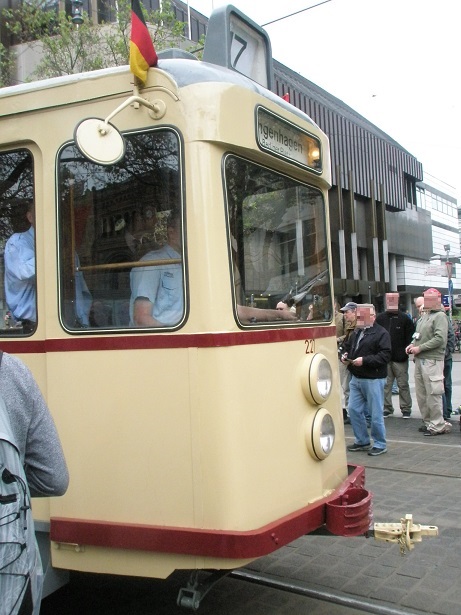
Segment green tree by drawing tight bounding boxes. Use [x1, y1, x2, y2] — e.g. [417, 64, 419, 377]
[0, 42, 15, 87]
[1, 0, 201, 83]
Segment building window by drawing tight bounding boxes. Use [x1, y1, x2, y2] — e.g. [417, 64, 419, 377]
[404, 173, 417, 209]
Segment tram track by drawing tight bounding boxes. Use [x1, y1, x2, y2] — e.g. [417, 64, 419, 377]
[231, 569, 425, 615]
[345, 434, 461, 479]
[217, 434, 459, 615]
[364, 464, 461, 478]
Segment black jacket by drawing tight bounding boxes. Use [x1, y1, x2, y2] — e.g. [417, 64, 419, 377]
[343, 322, 391, 379]
[375, 310, 415, 362]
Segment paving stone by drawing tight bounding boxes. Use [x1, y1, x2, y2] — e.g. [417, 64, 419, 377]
[431, 601, 461, 615]
[400, 589, 440, 612]
[369, 585, 408, 603]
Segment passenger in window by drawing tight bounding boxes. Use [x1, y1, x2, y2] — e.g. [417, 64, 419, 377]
[130, 209, 183, 327]
[74, 253, 92, 327]
[232, 281, 297, 324]
[125, 206, 160, 259]
[232, 255, 297, 324]
[89, 300, 113, 327]
[276, 299, 297, 315]
[4, 201, 36, 333]
[237, 304, 298, 323]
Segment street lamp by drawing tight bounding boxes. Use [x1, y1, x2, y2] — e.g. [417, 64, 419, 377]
[444, 244, 453, 319]
[72, 0, 84, 26]
[430, 245, 461, 319]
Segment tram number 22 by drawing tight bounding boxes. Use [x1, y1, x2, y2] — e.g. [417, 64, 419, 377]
[304, 339, 315, 354]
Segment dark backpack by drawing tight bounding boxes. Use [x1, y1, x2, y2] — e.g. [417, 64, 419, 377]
[0, 352, 43, 615]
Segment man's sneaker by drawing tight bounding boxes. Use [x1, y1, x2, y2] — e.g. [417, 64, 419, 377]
[424, 423, 451, 436]
[347, 442, 371, 452]
[418, 424, 428, 432]
[383, 410, 394, 417]
[401, 412, 411, 419]
[368, 447, 387, 456]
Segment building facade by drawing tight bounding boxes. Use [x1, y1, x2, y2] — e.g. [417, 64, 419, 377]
[1, 0, 457, 315]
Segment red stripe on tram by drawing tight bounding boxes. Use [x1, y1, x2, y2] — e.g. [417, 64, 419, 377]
[0, 326, 335, 354]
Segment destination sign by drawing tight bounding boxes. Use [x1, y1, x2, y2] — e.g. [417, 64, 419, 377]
[256, 107, 322, 172]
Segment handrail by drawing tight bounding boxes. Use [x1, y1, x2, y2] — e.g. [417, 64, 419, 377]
[77, 258, 181, 272]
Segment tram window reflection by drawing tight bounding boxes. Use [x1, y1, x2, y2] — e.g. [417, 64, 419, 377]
[225, 155, 332, 325]
[0, 150, 37, 336]
[58, 128, 185, 332]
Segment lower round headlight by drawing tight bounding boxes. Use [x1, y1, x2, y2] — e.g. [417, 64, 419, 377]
[305, 407, 336, 460]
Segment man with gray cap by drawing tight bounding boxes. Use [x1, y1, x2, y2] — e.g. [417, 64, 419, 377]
[337, 301, 358, 423]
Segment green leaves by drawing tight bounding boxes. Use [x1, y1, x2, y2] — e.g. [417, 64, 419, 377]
[0, 0, 194, 83]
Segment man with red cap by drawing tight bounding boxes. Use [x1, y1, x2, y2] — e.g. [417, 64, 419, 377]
[406, 288, 451, 435]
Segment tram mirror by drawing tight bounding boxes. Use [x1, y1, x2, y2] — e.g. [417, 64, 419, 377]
[74, 117, 126, 165]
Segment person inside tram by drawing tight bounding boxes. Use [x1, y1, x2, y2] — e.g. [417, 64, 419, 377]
[237, 302, 297, 324]
[130, 208, 183, 327]
[232, 252, 297, 324]
[4, 201, 36, 333]
[4, 201, 92, 332]
[125, 205, 160, 259]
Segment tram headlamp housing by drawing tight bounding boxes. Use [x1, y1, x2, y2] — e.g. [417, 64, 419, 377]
[300, 353, 333, 405]
[306, 408, 336, 460]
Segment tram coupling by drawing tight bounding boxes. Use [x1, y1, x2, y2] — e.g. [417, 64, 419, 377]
[369, 514, 438, 555]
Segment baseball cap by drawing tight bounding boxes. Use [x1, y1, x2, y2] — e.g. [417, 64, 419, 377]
[340, 302, 358, 312]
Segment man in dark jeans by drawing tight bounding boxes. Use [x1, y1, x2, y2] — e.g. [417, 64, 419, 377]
[442, 313, 455, 421]
[342, 304, 391, 456]
[376, 293, 415, 418]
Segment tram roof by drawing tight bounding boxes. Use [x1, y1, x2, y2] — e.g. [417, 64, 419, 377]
[0, 59, 319, 131]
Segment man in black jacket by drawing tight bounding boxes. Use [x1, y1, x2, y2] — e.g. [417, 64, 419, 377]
[341, 304, 392, 456]
[376, 293, 415, 418]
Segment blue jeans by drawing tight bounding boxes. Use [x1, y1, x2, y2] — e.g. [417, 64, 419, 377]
[348, 375, 387, 450]
[442, 357, 453, 420]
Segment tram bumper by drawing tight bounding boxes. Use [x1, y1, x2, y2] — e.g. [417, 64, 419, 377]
[324, 464, 373, 537]
[51, 465, 373, 563]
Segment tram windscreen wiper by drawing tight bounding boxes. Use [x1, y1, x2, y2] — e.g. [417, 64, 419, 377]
[283, 269, 328, 305]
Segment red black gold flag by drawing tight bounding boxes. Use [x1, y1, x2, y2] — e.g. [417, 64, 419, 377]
[130, 0, 158, 86]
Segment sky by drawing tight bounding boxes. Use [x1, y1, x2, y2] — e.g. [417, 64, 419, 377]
[189, 0, 460, 201]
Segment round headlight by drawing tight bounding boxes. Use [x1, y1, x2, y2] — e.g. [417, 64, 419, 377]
[306, 408, 336, 460]
[300, 353, 333, 405]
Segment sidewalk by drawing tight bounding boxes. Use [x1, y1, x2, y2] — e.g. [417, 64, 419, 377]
[389, 353, 461, 422]
[242, 357, 461, 615]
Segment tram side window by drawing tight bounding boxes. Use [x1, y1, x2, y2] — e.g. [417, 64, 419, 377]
[224, 155, 332, 325]
[0, 150, 37, 336]
[57, 129, 185, 331]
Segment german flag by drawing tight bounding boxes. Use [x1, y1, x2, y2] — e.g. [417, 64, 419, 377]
[130, 0, 158, 86]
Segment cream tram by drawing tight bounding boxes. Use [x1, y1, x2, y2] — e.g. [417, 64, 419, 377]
[0, 5, 372, 607]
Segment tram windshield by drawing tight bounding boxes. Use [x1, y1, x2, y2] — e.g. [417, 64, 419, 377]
[57, 128, 185, 331]
[225, 155, 331, 325]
